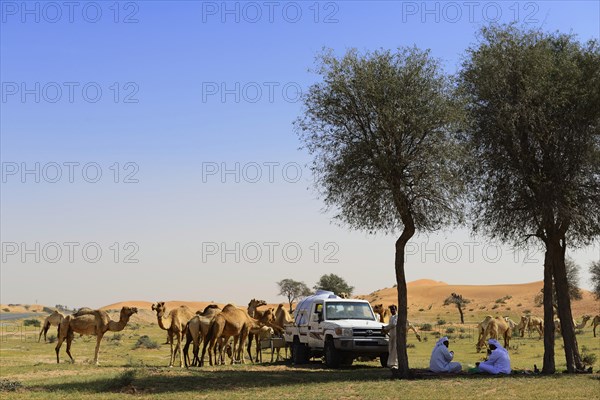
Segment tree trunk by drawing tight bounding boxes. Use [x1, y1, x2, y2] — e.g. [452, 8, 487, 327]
[550, 237, 583, 372]
[457, 304, 464, 324]
[542, 246, 555, 374]
[393, 220, 415, 379]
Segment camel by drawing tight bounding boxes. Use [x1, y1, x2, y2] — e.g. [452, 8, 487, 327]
[246, 307, 280, 362]
[249, 325, 275, 363]
[504, 316, 519, 335]
[554, 315, 591, 335]
[274, 303, 293, 327]
[73, 307, 95, 316]
[55, 306, 137, 364]
[476, 316, 511, 352]
[247, 298, 268, 319]
[268, 304, 294, 361]
[39, 310, 64, 342]
[152, 302, 195, 368]
[592, 315, 600, 337]
[373, 304, 421, 342]
[201, 304, 261, 366]
[183, 305, 223, 367]
[517, 315, 543, 339]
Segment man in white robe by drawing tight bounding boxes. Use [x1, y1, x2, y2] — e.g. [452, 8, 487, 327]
[477, 338, 511, 374]
[382, 305, 398, 370]
[429, 336, 462, 373]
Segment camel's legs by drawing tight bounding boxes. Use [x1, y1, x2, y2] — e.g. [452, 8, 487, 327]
[176, 332, 184, 367]
[65, 331, 75, 363]
[39, 322, 49, 342]
[168, 331, 174, 367]
[93, 333, 103, 365]
[55, 335, 65, 363]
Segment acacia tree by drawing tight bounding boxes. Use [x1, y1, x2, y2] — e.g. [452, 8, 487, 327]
[297, 48, 463, 378]
[277, 279, 312, 312]
[313, 274, 354, 296]
[443, 292, 470, 324]
[590, 261, 600, 300]
[460, 25, 600, 373]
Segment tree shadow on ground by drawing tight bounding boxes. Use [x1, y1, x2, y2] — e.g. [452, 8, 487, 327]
[28, 361, 599, 395]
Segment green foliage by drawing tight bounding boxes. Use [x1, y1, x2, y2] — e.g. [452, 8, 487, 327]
[460, 25, 600, 247]
[23, 319, 40, 327]
[47, 334, 57, 344]
[580, 346, 597, 366]
[420, 323, 433, 331]
[277, 279, 312, 309]
[313, 274, 354, 297]
[437, 319, 446, 326]
[296, 47, 464, 235]
[446, 327, 455, 334]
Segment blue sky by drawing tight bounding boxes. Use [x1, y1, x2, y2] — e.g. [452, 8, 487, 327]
[1, 1, 599, 308]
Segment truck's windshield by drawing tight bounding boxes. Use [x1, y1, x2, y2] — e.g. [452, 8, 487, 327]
[324, 302, 375, 320]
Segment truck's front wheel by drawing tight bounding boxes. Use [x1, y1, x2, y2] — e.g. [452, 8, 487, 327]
[324, 338, 341, 368]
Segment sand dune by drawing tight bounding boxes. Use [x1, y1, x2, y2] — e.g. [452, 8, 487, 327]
[3, 280, 597, 325]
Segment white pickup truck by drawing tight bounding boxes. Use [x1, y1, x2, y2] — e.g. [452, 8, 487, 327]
[283, 290, 389, 368]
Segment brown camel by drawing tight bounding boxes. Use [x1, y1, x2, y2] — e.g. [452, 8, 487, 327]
[183, 305, 223, 367]
[201, 304, 261, 366]
[274, 303, 293, 327]
[373, 304, 421, 342]
[152, 302, 195, 368]
[517, 315, 543, 339]
[592, 315, 600, 337]
[55, 306, 137, 364]
[247, 298, 268, 319]
[554, 315, 591, 335]
[39, 310, 64, 342]
[476, 316, 511, 352]
[246, 307, 280, 362]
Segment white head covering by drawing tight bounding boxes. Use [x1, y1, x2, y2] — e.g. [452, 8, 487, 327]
[488, 338, 507, 353]
[435, 336, 449, 347]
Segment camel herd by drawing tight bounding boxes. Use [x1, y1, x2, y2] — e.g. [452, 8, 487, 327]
[475, 314, 596, 353]
[38, 303, 600, 367]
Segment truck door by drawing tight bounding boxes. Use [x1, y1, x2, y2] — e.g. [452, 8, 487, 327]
[308, 302, 324, 348]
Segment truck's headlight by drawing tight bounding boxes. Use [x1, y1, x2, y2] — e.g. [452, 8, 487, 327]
[335, 328, 353, 337]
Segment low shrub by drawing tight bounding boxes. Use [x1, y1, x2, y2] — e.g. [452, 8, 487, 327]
[23, 319, 40, 327]
[420, 323, 433, 331]
[133, 335, 159, 349]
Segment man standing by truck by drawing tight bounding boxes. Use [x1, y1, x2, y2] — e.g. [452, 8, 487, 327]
[382, 305, 398, 370]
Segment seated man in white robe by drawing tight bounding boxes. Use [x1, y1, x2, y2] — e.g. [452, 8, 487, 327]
[477, 338, 511, 374]
[429, 336, 462, 373]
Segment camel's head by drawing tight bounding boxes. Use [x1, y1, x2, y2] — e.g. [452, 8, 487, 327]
[121, 306, 138, 317]
[520, 315, 528, 324]
[248, 298, 267, 308]
[151, 302, 166, 316]
[373, 304, 383, 314]
[264, 308, 276, 322]
[582, 315, 591, 322]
